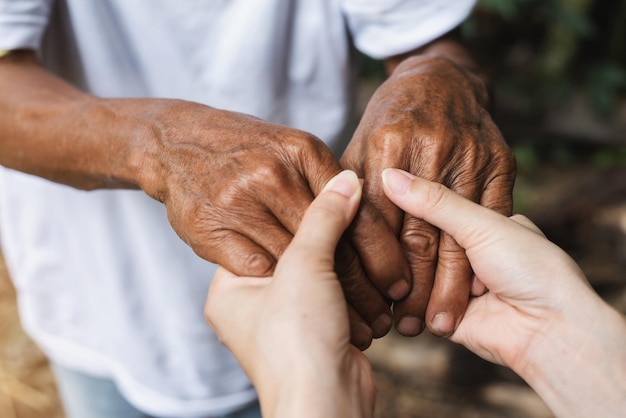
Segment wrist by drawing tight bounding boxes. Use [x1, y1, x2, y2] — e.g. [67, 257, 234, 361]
[94, 98, 197, 199]
[257, 352, 373, 418]
[391, 54, 490, 110]
[0, 53, 151, 191]
[515, 293, 626, 417]
[78, 98, 153, 190]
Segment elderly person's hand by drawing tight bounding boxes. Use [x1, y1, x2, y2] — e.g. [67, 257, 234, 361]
[341, 40, 516, 337]
[205, 170, 375, 418]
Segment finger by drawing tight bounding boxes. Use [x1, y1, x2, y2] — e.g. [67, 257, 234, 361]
[256, 135, 344, 244]
[425, 231, 472, 337]
[281, 170, 393, 339]
[348, 305, 374, 351]
[335, 238, 393, 338]
[478, 119, 517, 217]
[469, 137, 514, 297]
[341, 135, 406, 234]
[348, 203, 411, 300]
[424, 169, 483, 336]
[205, 267, 237, 331]
[390, 217, 439, 336]
[471, 275, 487, 296]
[240, 220, 294, 261]
[285, 170, 362, 261]
[259, 169, 317, 236]
[192, 229, 276, 277]
[205, 267, 269, 340]
[341, 141, 411, 301]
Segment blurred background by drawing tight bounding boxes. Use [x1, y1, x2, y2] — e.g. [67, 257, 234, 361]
[1, 0, 625, 417]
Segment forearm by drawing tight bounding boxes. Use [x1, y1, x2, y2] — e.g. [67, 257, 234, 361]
[518, 295, 626, 418]
[0, 50, 169, 192]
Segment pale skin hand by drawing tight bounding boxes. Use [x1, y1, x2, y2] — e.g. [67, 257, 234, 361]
[0, 50, 410, 348]
[342, 36, 516, 337]
[382, 168, 626, 418]
[205, 170, 375, 418]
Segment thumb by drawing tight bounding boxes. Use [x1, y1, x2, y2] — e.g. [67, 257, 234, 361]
[280, 170, 362, 271]
[380, 168, 559, 291]
[381, 168, 510, 250]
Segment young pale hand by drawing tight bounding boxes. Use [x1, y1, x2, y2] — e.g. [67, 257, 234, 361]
[205, 170, 375, 418]
[382, 168, 626, 418]
[381, 167, 598, 368]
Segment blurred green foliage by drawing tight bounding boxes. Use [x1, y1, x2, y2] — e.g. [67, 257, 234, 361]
[463, 0, 626, 118]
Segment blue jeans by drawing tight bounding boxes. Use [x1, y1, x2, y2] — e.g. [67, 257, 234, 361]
[51, 363, 261, 418]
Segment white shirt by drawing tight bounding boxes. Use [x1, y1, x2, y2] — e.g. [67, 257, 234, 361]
[0, 1, 475, 416]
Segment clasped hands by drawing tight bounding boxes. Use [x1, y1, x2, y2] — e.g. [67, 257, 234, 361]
[152, 56, 515, 349]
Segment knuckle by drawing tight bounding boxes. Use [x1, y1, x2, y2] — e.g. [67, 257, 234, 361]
[241, 251, 274, 276]
[246, 160, 290, 186]
[401, 225, 439, 258]
[212, 184, 246, 209]
[410, 135, 454, 180]
[284, 131, 341, 185]
[214, 167, 291, 209]
[501, 148, 518, 175]
[437, 239, 469, 263]
[486, 136, 516, 174]
[444, 146, 486, 189]
[370, 124, 407, 155]
[285, 130, 326, 159]
[510, 213, 531, 224]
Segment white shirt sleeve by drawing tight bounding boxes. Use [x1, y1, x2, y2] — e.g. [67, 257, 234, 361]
[0, 0, 52, 50]
[342, 0, 477, 59]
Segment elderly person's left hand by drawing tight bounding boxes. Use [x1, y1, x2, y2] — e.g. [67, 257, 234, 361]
[341, 38, 516, 338]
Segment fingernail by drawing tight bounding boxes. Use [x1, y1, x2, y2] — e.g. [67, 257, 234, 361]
[353, 322, 373, 351]
[324, 170, 359, 197]
[371, 314, 392, 338]
[382, 168, 413, 196]
[387, 280, 410, 300]
[396, 316, 424, 336]
[431, 312, 455, 336]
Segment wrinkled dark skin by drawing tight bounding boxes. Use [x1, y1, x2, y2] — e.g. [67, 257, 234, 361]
[0, 34, 515, 350]
[142, 103, 411, 348]
[342, 51, 516, 337]
[0, 51, 409, 350]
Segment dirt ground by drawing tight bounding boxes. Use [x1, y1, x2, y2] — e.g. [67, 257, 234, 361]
[0, 252, 65, 418]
